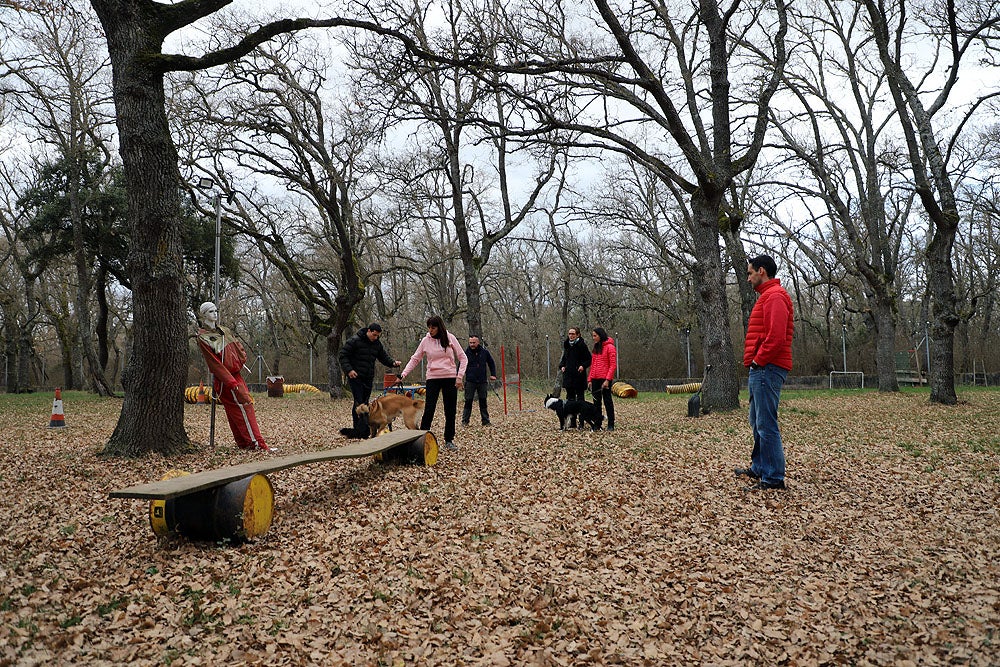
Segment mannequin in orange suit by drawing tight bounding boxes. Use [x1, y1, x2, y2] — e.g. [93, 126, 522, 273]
[196, 302, 271, 451]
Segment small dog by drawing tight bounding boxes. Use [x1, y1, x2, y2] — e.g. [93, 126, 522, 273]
[544, 395, 603, 431]
[356, 394, 425, 438]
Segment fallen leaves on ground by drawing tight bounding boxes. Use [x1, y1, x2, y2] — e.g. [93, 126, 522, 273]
[1, 389, 998, 665]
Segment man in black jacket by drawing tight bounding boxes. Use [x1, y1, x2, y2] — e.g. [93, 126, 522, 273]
[338, 323, 401, 438]
[461, 335, 497, 426]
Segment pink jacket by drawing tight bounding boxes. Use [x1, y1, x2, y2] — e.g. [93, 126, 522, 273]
[401, 332, 469, 380]
[588, 337, 617, 382]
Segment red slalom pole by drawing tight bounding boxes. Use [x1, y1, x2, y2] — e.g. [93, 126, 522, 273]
[516, 346, 522, 411]
[500, 345, 508, 416]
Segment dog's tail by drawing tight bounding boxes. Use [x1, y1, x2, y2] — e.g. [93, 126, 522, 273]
[355, 403, 370, 415]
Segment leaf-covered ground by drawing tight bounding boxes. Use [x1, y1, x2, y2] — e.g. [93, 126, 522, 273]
[1, 387, 998, 665]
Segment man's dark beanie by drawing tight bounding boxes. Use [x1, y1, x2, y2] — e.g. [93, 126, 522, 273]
[367, 323, 382, 332]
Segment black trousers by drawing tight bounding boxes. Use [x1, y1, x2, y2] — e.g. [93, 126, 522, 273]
[462, 381, 490, 424]
[421, 377, 458, 442]
[590, 379, 615, 428]
[348, 377, 373, 436]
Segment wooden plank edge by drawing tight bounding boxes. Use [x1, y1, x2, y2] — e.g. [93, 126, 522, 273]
[108, 430, 428, 500]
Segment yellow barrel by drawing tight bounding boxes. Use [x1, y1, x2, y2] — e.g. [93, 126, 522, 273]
[149, 470, 190, 536]
[150, 473, 274, 542]
[376, 431, 438, 466]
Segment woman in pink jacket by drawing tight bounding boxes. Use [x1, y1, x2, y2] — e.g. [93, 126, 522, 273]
[400, 315, 469, 450]
[588, 327, 617, 431]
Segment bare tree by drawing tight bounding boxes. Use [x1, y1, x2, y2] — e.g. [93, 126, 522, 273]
[760, 0, 918, 390]
[0, 166, 44, 393]
[176, 31, 386, 398]
[1, 1, 117, 394]
[860, 0, 1000, 404]
[86, 0, 456, 455]
[348, 0, 557, 336]
[490, 0, 789, 410]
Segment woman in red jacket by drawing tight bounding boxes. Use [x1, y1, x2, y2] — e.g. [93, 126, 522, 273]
[588, 327, 617, 431]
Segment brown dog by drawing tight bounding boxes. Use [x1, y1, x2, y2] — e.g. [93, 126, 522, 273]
[355, 394, 425, 437]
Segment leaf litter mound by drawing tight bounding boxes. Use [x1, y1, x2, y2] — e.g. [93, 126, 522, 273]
[1, 389, 998, 665]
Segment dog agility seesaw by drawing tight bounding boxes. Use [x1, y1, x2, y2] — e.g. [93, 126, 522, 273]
[109, 429, 437, 543]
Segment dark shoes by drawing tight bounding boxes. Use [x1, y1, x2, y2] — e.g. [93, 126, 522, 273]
[734, 467, 760, 480]
[606, 425, 615, 431]
[482, 421, 491, 427]
[746, 480, 786, 491]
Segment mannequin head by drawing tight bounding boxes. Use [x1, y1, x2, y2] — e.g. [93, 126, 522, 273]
[198, 302, 219, 328]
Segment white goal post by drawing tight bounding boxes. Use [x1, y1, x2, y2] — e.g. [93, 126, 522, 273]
[829, 371, 865, 389]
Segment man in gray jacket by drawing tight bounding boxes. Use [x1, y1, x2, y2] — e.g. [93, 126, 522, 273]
[461, 335, 497, 426]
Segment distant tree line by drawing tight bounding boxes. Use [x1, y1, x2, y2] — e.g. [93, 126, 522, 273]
[1, 0, 998, 455]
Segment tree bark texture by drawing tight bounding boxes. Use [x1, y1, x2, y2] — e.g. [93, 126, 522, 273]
[326, 327, 346, 399]
[926, 227, 959, 404]
[690, 193, 740, 411]
[872, 301, 900, 392]
[93, 0, 190, 455]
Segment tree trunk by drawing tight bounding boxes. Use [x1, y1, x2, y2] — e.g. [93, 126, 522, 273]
[690, 192, 740, 411]
[326, 326, 346, 399]
[1, 302, 16, 392]
[69, 156, 115, 397]
[94, 0, 190, 456]
[721, 215, 754, 331]
[872, 301, 900, 392]
[96, 266, 110, 370]
[444, 130, 484, 336]
[11, 280, 39, 393]
[927, 224, 959, 404]
[16, 326, 34, 393]
[54, 318, 76, 390]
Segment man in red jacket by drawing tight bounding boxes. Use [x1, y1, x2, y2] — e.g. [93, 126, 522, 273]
[737, 255, 794, 490]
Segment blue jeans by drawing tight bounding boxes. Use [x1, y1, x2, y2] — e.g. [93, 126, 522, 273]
[747, 364, 787, 485]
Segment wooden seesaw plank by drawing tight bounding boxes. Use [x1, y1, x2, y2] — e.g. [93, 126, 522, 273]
[108, 429, 434, 500]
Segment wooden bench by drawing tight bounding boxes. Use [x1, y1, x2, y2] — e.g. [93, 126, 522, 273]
[110, 429, 437, 542]
[895, 369, 927, 386]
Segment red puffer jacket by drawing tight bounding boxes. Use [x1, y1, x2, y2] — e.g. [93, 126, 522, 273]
[743, 279, 794, 370]
[588, 337, 617, 381]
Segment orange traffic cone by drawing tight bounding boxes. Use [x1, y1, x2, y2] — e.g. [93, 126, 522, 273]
[49, 388, 66, 428]
[196, 382, 208, 404]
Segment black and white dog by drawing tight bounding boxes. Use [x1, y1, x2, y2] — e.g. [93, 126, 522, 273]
[544, 395, 603, 431]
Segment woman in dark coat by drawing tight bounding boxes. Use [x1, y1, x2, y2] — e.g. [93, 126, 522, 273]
[558, 327, 592, 428]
